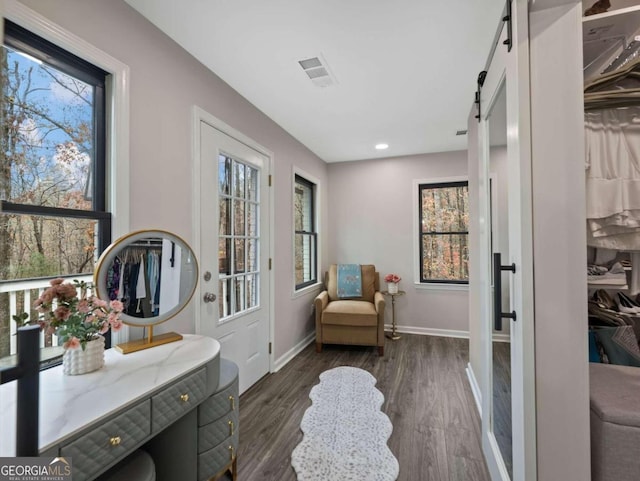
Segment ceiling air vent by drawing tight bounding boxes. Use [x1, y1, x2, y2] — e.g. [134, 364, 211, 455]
[298, 56, 335, 88]
[456, 130, 468, 136]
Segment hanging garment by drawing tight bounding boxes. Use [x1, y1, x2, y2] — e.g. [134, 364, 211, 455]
[106, 257, 121, 301]
[136, 255, 147, 300]
[585, 105, 640, 246]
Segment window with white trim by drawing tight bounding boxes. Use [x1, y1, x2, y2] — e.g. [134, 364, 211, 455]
[0, 19, 111, 365]
[294, 174, 317, 290]
[418, 180, 469, 284]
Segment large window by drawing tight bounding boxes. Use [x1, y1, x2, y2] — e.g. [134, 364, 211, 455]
[419, 180, 469, 284]
[294, 174, 317, 290]
[0, 20, 110, 363]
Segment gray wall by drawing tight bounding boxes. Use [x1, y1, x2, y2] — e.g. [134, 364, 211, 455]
[327, 151, 470, 333]
[15, 0, 329, 361]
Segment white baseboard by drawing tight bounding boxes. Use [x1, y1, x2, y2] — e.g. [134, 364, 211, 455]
[273, 331, 315, 372]
[384, 324, 470, 339]
[382, 324, 510, 344]
[466, 363, 482, 418]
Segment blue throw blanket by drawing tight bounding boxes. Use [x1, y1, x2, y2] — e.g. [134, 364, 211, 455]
[337, 264, 362, 298]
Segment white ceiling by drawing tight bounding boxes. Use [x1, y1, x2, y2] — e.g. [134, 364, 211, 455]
[125, 0, 505, 162]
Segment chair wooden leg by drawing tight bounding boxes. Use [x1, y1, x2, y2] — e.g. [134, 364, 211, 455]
[316, 342, 323, 353]
[378, 346, 384, 356]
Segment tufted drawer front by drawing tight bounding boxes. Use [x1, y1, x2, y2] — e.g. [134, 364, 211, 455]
[60, 400, 150, 481]
[152, 368, 207, 433]
[197, 431, 239, 481]
[197, 376, 239, 427]
[198, 410, 239, 453]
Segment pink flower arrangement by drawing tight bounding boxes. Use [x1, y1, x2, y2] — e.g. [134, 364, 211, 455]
[31, 278, 124, 350]
[384, 274, 402, 284]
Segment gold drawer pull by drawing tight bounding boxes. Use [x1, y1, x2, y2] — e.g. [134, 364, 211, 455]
[228, 420, 234, 436]
[180, 393, 189, 402]
[229, 445, 235, 460]
[109, 436, 121, 446]
[229, 395, 235, 410]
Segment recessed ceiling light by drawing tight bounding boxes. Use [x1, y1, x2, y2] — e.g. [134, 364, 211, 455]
[375, 143, 389, 150]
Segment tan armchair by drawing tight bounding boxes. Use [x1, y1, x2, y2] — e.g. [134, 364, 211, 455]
[314, 264, 386, 356]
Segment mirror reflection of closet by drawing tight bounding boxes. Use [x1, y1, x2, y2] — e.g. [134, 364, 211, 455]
[488, 79, 512, 479]
[94, 229, 198, 354]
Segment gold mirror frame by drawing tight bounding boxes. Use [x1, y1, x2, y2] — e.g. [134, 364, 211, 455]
[94, 229, 198, 353]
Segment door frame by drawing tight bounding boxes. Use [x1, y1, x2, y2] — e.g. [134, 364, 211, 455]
[477, 1, 536, 480]
[191, 106, 275, 373]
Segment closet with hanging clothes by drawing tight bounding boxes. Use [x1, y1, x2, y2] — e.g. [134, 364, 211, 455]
[106, 240, 164, 319]
[581, 4, 640, 481]
[583, 3, 640, 365]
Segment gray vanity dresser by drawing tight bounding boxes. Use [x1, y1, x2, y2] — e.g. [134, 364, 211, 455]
[0, 335, 239, 481]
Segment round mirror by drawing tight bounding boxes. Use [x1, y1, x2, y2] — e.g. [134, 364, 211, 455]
[94, 229, 198, 328]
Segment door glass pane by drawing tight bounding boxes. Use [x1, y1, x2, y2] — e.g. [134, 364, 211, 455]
[219, 278, 231, 319]
[219, 238, 230, 275]
[247, 238, 257, 272]
[247, 203, 257, 237]
[247, 167, 258, 201]
[233, 200, 245, 236]
[234, 276, 246, 312]
[219, 155, 231, 195]
[219, 199, 231, 235]
[246, 274, 258, 308]
[234, 239, 245, 274]
[233, 162, 245, 199]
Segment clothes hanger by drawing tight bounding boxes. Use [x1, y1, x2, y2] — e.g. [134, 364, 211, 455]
[585, 57, 640, 109]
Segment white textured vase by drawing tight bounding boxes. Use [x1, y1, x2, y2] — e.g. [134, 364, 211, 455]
[387, 282, 398, 294]
[63, 336, 105, 375]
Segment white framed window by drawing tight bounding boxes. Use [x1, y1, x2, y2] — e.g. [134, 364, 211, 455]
[414, 177, 469, 288]
[293, 170, 319, 292]
[2, 0, 130, 361]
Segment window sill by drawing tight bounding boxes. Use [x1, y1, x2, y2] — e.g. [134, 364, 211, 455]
[292, 282, 323, 299]
[414, 282, 469, 291]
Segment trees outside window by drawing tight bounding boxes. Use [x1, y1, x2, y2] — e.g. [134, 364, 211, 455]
[419, 181, 469, 283]
[294, 175, 317, 290]
[217, 154, 260, 319]
[0, 20, 110, 360]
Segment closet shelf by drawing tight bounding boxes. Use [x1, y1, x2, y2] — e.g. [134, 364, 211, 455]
[587, 282, 628, 291]
[583, 4, 640, 79]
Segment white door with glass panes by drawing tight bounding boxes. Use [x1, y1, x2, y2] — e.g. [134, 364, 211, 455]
[198, 119, 271, 394]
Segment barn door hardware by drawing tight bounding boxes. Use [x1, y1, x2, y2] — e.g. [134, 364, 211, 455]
[493, 252, 517, 331]
[475, 70, 488, 122]
[503, 0, 513, 52]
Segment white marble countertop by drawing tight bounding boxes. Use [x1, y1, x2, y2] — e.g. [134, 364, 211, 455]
[0, 334, 220, 456]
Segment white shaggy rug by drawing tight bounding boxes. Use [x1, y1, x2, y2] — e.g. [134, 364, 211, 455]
[291, 366, 399, 481]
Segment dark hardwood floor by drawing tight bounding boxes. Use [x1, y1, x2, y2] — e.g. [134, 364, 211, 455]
[233, 334, 490, 481]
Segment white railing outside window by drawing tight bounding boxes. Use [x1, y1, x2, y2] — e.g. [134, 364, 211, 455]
[1, 275, 93, 360]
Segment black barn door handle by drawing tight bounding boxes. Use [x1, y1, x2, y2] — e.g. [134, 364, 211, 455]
[493, 252, 517, 331]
